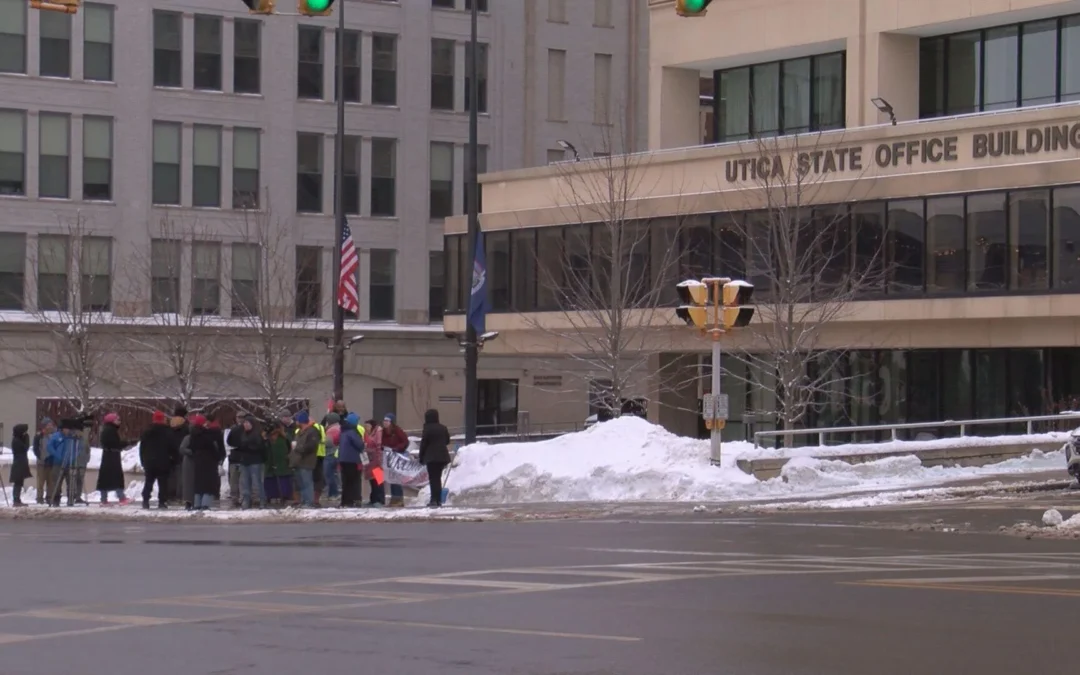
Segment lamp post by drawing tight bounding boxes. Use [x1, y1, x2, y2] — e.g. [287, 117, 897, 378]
[330, 0, 347, 400]
[464, 0, 480, 444]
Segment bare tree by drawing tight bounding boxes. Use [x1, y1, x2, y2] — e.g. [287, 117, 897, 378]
[13, 213, 116, 414]
[717, 133, 884, 440]
[216, 207, 319, 418]
[525, 122, 689, 418]
[112, 216, 224, 412]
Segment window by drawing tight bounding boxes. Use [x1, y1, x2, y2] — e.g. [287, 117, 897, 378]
[593, 53, 612, 124]
[231, 244, 259, 317]
[714, 52, 845, 142]
[343, 134, 360, 215]
[536, 228, 563, 310]
[153, 11, 182, 87]
[38, 114, 69, 199]
[371, 137, 396, 217]
[232, 128, 259, 209]
[547, 49, 566, 120]
[431, 39, 455, 110]
[548, 0, 566, 22]
[338, 30, 360, 103]
[0, 233, 24, 309]
[37, 235, 69, 311]
[967, 192, 1006, 291]
[297, 26, 323, 99]
[0, 0, 26, 74]
[887, 200, 925, 294]
[851, 202, 886, 295]
[371, 33, 397, 105]
[486, 231, 509, 310]
[1056, 187, 1080, 290]
[594, 0, 612, 27]
[432, 0, 454, 7]
[192, 241, 220, 315]
[465, 0, 488, 10]
[233, 19, 260, 94]
[547, 149, 565, 164]
[1063, 17, 1080, 101]
[80, 237, 111, 311]
[428, 250, 444, 321]
[192, 125, 221, 207]
[150, 239, 180, 314]
[464, 42, 488, 113]
[81, 117, 112, 201]
[463, 144, 486, 214]
[0, 110, 25, 196]
[946, 32, 982, 115]
[83, 3, 113, 81]
[925, 196, 965, 294]
[982, 26, 1018, 111]
[373, 388, 396, 423]
[429, 142, 454, 219]
[510, 230, 536, 311]
[369, 249, 395, 321]
[152, 122, 181, 205]
[445, 235, 462, 313]
[193, 15, 222, 91]
[39, 11, 70, 78]
[296, 132, 322, 213]
[295, 246, 321, 319]
[1021, 20, 1056, 106]
[1010, 190, 1049, 291]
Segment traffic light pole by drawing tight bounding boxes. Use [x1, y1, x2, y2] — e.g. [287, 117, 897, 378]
[710, 338, 722, 464]
[330, 0, 346, 400]
[463, 0, 479, 445]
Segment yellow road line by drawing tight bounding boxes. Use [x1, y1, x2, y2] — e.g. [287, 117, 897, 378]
[322, 615, 641, 642]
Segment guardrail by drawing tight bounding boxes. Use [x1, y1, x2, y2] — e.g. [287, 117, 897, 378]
[752, 412, 1080, 448]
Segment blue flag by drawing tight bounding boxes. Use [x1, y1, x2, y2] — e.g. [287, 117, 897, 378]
[467, 231, 489, 334]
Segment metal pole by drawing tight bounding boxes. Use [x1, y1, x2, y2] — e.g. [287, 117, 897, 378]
[331, 0, 346, 401]
[710, 339, 722, 464]
[463, 0, 480, 445]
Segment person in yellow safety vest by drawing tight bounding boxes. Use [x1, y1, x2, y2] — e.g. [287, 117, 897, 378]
[312, 422, 327, 506]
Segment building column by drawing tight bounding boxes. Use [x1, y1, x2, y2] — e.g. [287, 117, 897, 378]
[358, 248, 371, 322]
[181, 13, 195, 90]
[221, 127, 235, 209]
[454, 41, 466, 112]
[360, 31, 373, 106]
[452, 143, 465, 217]
[865, 32, 920, 125]
[648, 65, 699, 151]
[324, 27, 336, 104]
[222, 17, 235, 94]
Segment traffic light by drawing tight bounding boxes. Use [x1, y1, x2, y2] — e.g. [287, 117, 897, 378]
[721, 280, 754, 329]
[241, 0, 275, 14]
[30, 0, 79, 13]
[675, 0, 712, 17]
[676, 280, 709, 328]
[298, 0, 333, 16]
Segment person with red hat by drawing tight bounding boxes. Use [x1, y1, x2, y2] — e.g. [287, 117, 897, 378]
[96, 412, 131, 505]
[139, 411, 178, 509]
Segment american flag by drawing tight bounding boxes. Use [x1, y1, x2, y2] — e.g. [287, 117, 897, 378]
[337, 220, 360, 314]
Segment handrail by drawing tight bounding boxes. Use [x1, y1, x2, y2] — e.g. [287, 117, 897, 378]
[752, 412, 1080, 448]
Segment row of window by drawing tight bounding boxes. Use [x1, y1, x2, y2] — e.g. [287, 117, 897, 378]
[0, 0, 114, 80]
[0, 111, 112, 200]
[442, 184, 1080, 314]
[546, 48, 615, 124]
[0, 235, 430, 322]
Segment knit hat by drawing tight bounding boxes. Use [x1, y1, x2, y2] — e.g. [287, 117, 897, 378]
[383, 413, 395, 423]
[295, 410, 310, 425]
[152, 411, 167, 424]
[190, 414, 207, 427]
[40, 416, 54, 428]
[325, 412, 341, 425]
[345, 413, 360, 427]
[103, 412, 120, 425]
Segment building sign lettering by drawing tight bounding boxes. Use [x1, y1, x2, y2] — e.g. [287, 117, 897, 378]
[723, 122, 1080, 183]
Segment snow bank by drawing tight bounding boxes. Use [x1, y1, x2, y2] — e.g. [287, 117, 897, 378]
[736, 432, 1072, 461]
[0, 445, 142, 472]
[447, 417, 1066, 506]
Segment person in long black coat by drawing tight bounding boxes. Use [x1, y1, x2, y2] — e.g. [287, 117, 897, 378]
[139, 411, 177, 510]
[418, 409, 452, 508]
[96, 413, 129, 504]
[188, 416, 221, 510]
[8, 424, 31, 506]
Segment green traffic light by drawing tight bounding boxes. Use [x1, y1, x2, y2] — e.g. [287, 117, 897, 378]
[683, 0, 707, 11]
[305, 0, 329, 10]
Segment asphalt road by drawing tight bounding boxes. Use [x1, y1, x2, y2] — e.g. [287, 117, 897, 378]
[1, 507, 1078, 675]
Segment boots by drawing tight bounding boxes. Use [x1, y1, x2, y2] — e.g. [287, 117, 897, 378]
[389, 496, 405, 508]
[13, 485, 24, 506]
[142, 498, 151, 510]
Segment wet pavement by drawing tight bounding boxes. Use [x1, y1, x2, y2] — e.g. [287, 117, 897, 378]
[1, 501, 1079, 674]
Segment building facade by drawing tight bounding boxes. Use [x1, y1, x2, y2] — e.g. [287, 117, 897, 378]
[0, 0, 647, 435]
[445, 0, 1080, 442]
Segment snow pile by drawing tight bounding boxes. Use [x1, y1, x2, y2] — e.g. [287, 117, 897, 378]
[737, 432, 1072, 461]
[1043, 509, 1064, 526]
[447, 417, 1066, 506]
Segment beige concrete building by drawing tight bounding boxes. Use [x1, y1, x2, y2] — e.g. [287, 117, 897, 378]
[445, 0, 1080, 441]
[0, 0, 648, 436]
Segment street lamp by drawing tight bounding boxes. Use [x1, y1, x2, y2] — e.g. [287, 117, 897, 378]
[871, 97, 897, 126]
[556, 139, 580, 162]
[447, 331, 499, 354]
[315, 334, 364, 350]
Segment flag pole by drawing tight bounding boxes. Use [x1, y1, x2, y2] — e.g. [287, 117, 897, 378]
[331, 0, 346, 401]
[463, 0, 480, 445]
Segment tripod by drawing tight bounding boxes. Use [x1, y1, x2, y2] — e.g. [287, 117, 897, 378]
[50, 431, 85, 507]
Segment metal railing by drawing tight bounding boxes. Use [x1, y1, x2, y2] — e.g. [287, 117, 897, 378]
[752, 412, 1080, 449]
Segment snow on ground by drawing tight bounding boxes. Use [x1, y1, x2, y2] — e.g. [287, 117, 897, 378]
[445, 417, 1065, 507]
[732, 431, 1072, 461]
[0, 446, 142, 472]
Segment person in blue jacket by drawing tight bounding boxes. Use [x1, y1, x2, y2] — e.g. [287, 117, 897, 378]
[47, 420, 82, 506]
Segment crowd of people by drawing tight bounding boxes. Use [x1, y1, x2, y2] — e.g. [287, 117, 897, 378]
[5, 400, 453, 511]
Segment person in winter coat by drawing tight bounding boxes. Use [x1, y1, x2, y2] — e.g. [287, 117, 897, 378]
[139, 411, 178, 509]
[31, 417, 55, 504]
[185, 415, 220, 510]
[381, 413, 409, 507]
[47, 420, 83, 506]
[336, 413, 365, 508]
[96, 412, 130, 505]
[322, 412, 341, 502]
[419, 409, 452, 508]
[227, 416, 268, 509]
[288, 411, 321, 507]
[263, 422, 293, 506]
[225, 411, 249, 507]
[8, 423, 31, 506]
[207, 417, 226, 501]
[362, 418, 386, 507]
